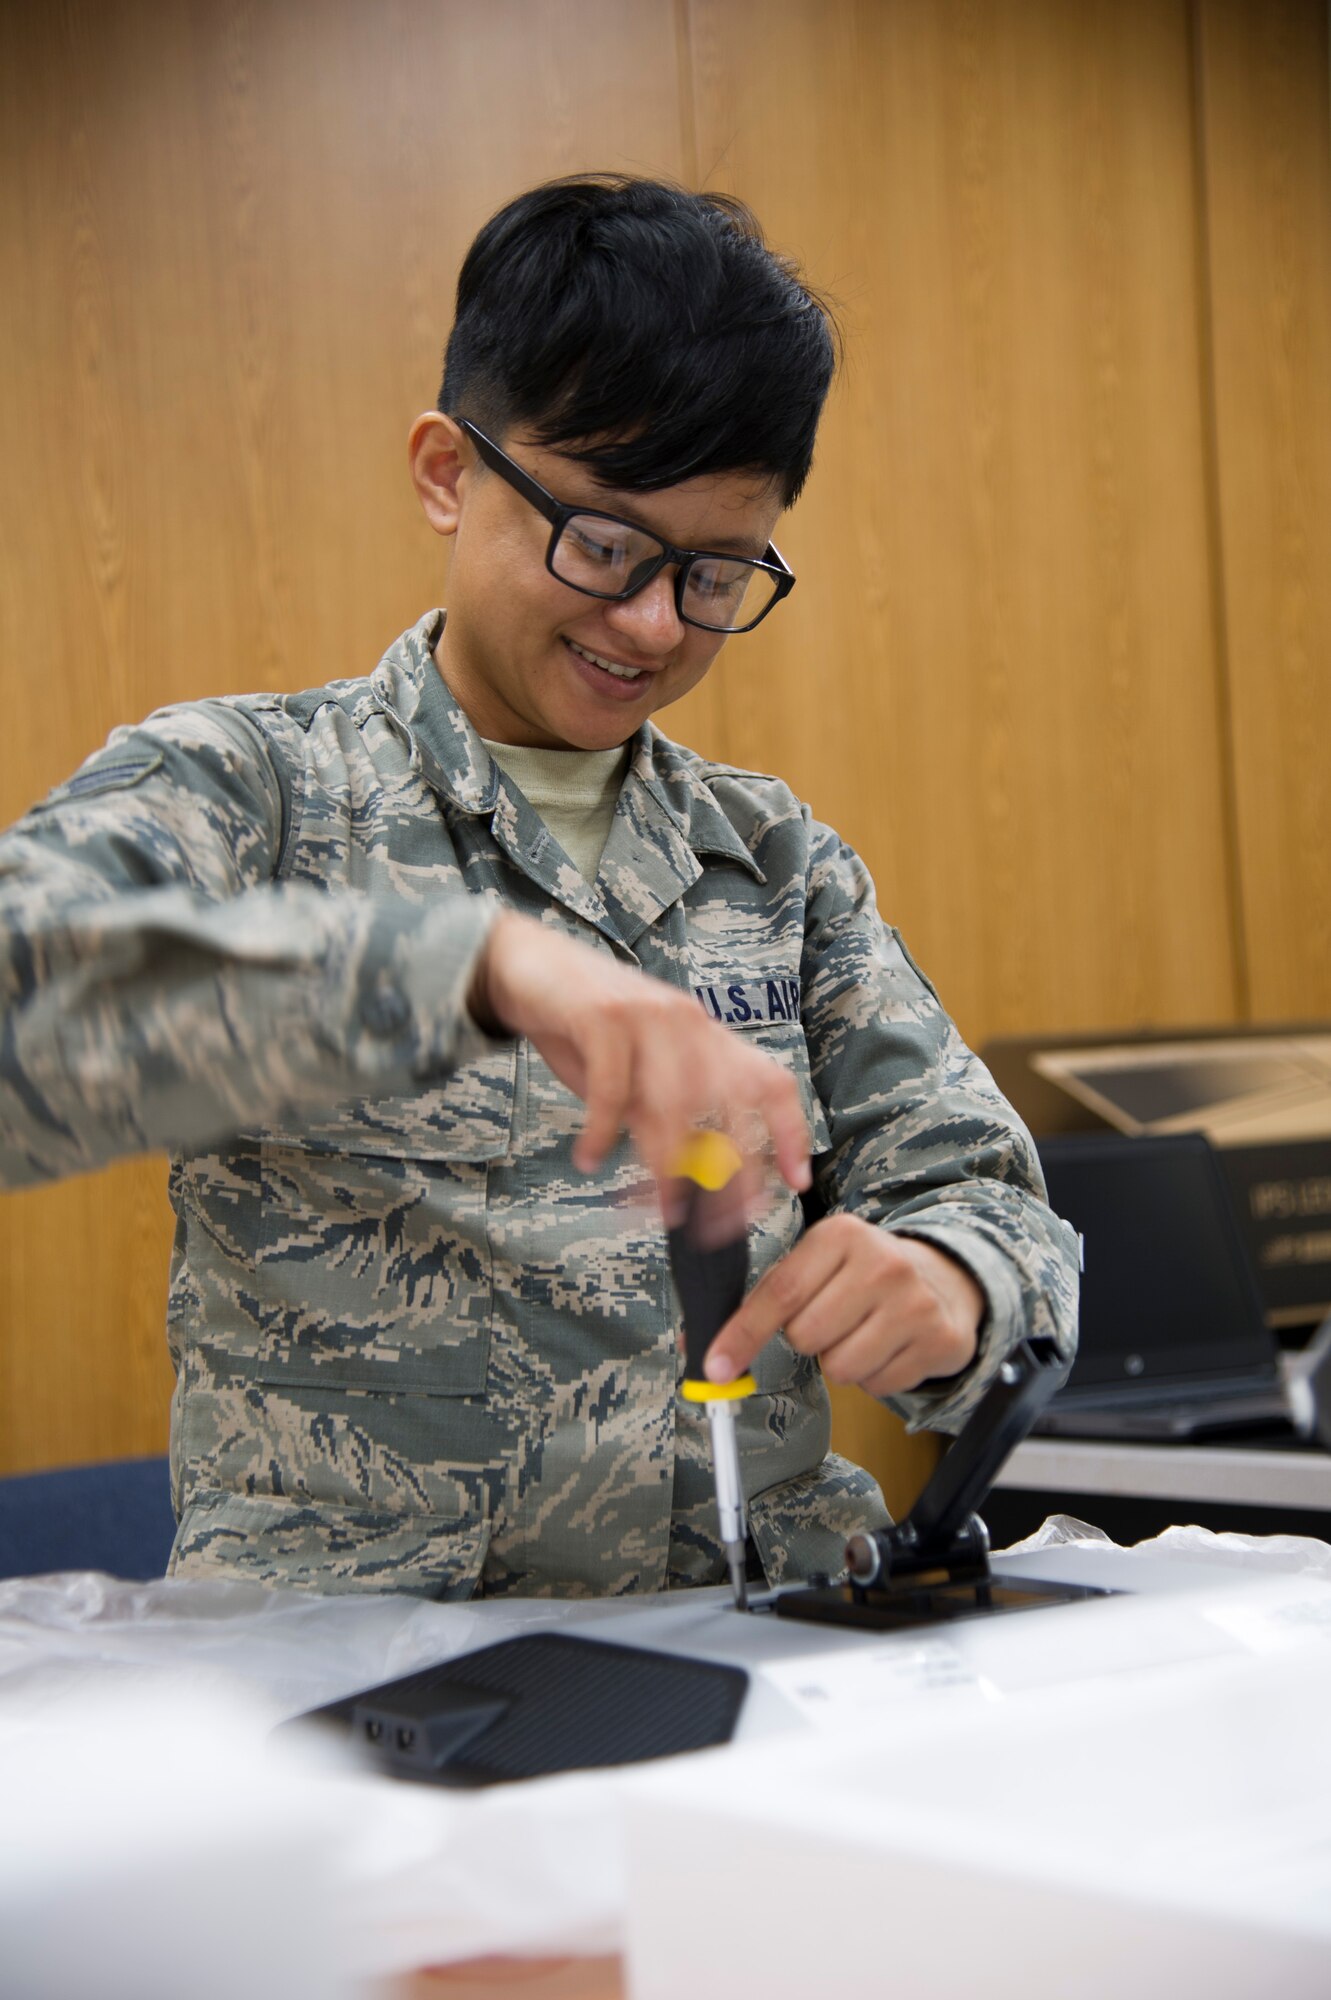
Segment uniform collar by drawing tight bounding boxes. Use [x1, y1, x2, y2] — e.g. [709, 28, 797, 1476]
[372, 610, 500, 813]
[372, 612, 765, 942]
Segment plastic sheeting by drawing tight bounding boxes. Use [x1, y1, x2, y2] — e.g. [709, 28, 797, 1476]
[2, 1523, 1330, 1989]
[0, 1573, 633, 1991]
[1006, 1510, 1331, 1578]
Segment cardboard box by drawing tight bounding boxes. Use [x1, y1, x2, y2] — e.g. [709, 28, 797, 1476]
[984, 1026, 1331, 1326]
[624, 1641, 1331, 1999]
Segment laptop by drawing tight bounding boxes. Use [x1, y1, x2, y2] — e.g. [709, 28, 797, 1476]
[1032, 1131, 1295, 1442]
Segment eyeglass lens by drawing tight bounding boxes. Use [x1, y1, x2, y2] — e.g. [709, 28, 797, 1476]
[552, 514, 779, 631]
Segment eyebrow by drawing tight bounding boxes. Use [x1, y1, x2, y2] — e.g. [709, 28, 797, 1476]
[489, 420, 777, 562]
[579, 487, 773, 561]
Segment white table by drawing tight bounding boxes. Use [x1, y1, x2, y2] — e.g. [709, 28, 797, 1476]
[3, 1529, 1330, 1998]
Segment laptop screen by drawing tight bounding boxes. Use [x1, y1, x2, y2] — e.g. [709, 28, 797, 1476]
[1036, 1133, 1277, 1392]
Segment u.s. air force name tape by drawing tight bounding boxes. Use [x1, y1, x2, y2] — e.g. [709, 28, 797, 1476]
[693, 977, 801, 1025]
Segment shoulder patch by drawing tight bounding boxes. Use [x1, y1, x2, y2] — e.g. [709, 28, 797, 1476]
[36, 750, 164, 809]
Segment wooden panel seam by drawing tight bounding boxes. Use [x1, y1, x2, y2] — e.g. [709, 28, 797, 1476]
[673, 0, 701, 187]
[1188, 0, 1252, 1025]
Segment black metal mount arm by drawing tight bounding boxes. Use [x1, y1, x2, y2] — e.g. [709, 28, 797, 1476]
[844, 1334, 1069, 1589]
[772, 1334, 1109, 1631]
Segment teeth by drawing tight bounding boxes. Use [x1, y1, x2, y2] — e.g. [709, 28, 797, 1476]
[569, 641, 645, 682]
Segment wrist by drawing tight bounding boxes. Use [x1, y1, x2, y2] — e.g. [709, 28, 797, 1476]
[466, 911, 517, 1036]
[899, 1235, 985, 1375]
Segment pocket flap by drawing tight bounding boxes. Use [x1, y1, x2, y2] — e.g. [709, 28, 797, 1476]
[243, 1045, 519, 1163]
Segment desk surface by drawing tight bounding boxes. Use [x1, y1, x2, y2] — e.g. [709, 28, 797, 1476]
[3, 1538, 1330, 1999]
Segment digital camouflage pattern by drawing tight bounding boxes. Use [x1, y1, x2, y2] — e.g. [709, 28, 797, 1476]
[0, 611, 1080, 1597]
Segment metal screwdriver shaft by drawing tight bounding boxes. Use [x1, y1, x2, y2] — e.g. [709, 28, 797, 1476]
[706, 1399, 749, 1611]
[667, 1132, 754, 1612]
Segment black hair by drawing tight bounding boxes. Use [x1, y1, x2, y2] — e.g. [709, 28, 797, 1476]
[438, 174, 838, 505]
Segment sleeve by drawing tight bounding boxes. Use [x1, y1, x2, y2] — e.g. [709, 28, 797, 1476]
[800, 818, 1080, 1434]
[0, 700, 501, 1188]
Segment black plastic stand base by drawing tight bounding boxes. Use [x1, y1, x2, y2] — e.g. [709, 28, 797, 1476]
[773, 1571, 1113, 1634]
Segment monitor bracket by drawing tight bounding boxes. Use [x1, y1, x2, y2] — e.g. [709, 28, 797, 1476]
[773, 1335, 1114, 1631]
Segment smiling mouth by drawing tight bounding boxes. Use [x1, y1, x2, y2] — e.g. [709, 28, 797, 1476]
[565, 638, 654, 684]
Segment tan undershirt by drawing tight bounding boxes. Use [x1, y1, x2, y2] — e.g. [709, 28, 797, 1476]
[482, 738, 630, 883]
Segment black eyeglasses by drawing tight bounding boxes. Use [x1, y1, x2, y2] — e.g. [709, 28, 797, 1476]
[458, 419, 795, 634]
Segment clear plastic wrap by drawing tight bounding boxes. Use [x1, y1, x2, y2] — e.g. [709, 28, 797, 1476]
[3, 1518, 1329, 1984]
[0, 1571, 632, 1984]
[1004, 1510, 1331, 1577]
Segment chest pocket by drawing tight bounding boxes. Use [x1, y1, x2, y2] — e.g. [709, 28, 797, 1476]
[748, 1020, 833, 1159]
[250, 1045, 517, 1397]
[735, 1019, 833, 1342]
[688, 958, 829, 1152]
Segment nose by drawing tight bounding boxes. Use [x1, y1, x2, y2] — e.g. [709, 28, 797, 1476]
[602, 568, 686, 653]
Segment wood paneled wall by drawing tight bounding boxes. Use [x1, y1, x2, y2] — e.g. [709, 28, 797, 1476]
[1196, 0, 1331, 1020]
[1, 0, 1328, 1510]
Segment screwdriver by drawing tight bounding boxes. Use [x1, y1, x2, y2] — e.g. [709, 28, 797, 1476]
[667, 1131, 754, 1611]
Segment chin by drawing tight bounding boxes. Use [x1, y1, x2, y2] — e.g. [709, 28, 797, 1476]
[575, 726, 638, 752]
[557, 707, 642, 752]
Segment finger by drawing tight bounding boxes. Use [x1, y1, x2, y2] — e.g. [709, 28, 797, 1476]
[816, 1310, 915, 1390]
[679, 1043, 807, 1211]
[736, 1055, 811, 1192]
[658, 1172, 691, 1234]
[780, 1260, 891, 1363]
[625, 1042, 699, 1196]
[658, 1128, 746, 1239]
[704, 1225, 853, 1383]
[860, 1332, 938, 1400]
[572, 1020, 633, 1173]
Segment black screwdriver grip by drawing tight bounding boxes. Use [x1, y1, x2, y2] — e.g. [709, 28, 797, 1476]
[667, 1182, 750, 1385]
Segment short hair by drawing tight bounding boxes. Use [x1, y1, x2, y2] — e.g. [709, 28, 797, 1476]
[439, 174, 838, 505]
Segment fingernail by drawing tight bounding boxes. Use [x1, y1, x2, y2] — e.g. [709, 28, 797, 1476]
[794, 1159, 811, 1190]
[705, 1352, 737, 1384]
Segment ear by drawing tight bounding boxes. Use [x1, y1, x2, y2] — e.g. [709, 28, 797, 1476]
[408, 412, 473, 538]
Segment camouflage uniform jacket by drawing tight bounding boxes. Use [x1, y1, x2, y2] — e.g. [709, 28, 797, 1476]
[0, 610, 1079, 1597]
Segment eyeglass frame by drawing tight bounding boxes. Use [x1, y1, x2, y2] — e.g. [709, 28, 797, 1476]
[456, 417, 796, 634]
